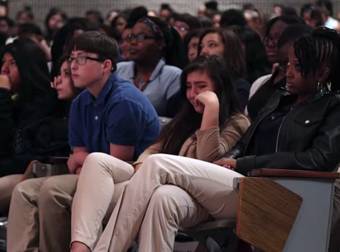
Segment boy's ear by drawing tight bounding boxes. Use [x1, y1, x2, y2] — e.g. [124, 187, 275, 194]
[102, 59, 113, 73]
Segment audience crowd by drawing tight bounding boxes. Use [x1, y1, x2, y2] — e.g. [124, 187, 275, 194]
[0, 1, 339, 252]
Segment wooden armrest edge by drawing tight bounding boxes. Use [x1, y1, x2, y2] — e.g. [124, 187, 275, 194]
[249, 168, 340, 180]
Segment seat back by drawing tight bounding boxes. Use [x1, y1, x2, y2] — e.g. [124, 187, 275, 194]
[236, 169, 340, 252]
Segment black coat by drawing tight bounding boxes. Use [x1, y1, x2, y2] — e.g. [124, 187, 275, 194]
[0, 88, 67, 175]
[0, 88, 15, 157]
[229, 90, 340, 175]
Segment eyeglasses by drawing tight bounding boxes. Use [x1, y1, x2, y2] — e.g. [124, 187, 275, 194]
[126, 33, 157, 43]
[68, 55, 103, 65]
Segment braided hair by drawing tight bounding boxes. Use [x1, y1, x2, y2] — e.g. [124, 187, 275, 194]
[294, 27, 340, 91]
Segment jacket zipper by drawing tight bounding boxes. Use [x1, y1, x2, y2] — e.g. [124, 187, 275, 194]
[275, 115, 288, 152]
[275, 105, 295, 152]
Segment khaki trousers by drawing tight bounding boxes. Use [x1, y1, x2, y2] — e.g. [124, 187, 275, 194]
[0, 174, 23, 215]
[94, 154, 243, 252]
[7, 175, 78, 252]
[71, 153, 134, 250]
[7, 152, 134, 252]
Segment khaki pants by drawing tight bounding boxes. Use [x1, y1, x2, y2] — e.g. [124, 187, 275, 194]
[71, 153, 134, 250]
[94, 154, 243, 252]
[7, 175, 78, 252]
[0, 174, 23, 215]
[7, 153, 134, 252]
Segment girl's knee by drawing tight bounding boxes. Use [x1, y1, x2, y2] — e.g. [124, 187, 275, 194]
[148, 186, 182, 220]
[141, 154, 174, 172]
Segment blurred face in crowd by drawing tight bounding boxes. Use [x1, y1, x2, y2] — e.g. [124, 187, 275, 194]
[48, 13, 65, 32]
[0, 19, 9, 35]
[187, 36, 199, 62]
[119, 28, 131, 61]
[114, 16, 127, 35]
[212, 13, 221, 28]
[54, 61, 75, 100]
[128, 21, 163, 63]
[0, 5, 7, 16]
[1, 53, 21, 92]
[159, 9, 172, 24]
[244, 10, 263, 33]
[186, 70, 216, 113]
[200, 32, 224, 57]
[106, 10, 118, 25]
[275, 42, 291, 80]
[264, 20, 288, 64]
[173, 20, 189, 39]
[272, 5, 283, 17]
[302, 10, 313, 26]
[16, 11, 33, 24]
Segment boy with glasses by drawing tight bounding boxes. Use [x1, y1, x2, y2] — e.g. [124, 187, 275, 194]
[7, 31, 160, 252]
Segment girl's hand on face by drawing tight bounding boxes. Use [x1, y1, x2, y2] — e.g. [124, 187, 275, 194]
[0, 74, 11, 90]
[195, 90, 219, 109]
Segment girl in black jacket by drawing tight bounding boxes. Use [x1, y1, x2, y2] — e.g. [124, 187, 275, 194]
[0, 55, 80, 214]
[0, 38, 57, 176]
[218, 27, 340, 173]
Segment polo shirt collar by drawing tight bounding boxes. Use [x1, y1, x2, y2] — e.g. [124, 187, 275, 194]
[149, 59, 165, 81]
[83, 73, 116, 106]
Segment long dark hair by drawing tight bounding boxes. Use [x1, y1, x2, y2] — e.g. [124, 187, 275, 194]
[158, 55, 240, 154]
[1, 38, 54, 103]
[44, 7, 67, 41]
[183, 29, 203, 66]
[264, 15, 304, 38]
[0, 38, 57, 123]
[230, 25, 270, 83]
[198, 28, 247, 79]
[54, 54, 83, 117]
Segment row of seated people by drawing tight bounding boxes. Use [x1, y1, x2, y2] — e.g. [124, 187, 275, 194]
[0, 15, 185, 210]
[0, 18, 340, 252]
[2, 16, 338, 251]
[0, 13, 270, 201]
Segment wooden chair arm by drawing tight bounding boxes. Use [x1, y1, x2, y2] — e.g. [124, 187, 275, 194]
[249, 168, 340, 180]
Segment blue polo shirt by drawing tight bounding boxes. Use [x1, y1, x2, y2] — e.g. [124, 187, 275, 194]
[69, 73, 160, 159]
